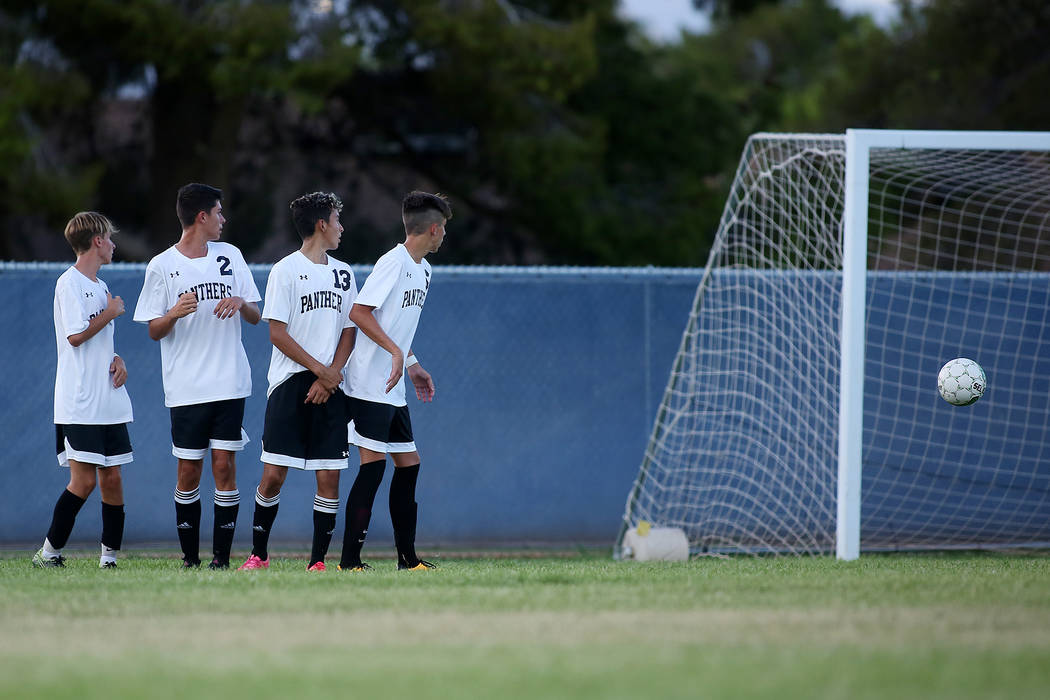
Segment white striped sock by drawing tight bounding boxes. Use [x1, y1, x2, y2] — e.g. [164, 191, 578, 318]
[174, 487, 200, 505]
[214, 489, 240, 507]
[313, 495, 340, 514]
[255, 489, 280, 508]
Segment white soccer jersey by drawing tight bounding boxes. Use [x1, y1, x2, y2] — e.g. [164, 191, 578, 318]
[53, 267, 133, 425]
[263, 250, 357, 396]
[133, 242, 261, 408]
[343, 243, 431, 406]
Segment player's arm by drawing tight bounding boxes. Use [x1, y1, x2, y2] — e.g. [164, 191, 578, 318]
[110, 354, 127, 388]
[305, 327, 356, 404]
[239, 300, 261, 324]
[67, 293, 124, 347]
[406, 351, 435, 402]
[213, 297, 261, 323]
[269, 320, 342, 391]
[349, 303, 404, 393]
[147, 292, 198, 341]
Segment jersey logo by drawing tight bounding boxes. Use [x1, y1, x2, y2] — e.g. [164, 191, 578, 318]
[402, 288, 426, 309]
[170, 271, 180, 278]
[84, 291, 94, 298]
[299, 274, 309, 280]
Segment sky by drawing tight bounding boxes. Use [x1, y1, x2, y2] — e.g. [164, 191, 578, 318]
[619, 0, 902, 41]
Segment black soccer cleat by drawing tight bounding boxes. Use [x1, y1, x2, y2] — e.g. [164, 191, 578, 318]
[337, 561, 373, 572]
[181, 557, 201, 569]
[32, 549, 65, 568]
[100, 561, 117, 569]
[397, 559, 436, 571]
[207, 559, 229, 570]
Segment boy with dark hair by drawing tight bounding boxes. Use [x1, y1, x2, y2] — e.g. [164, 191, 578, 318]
[133, 183, 262, 569]
[238, 192, 357, 572]
[339, 191, 450, 571]
[35, 212, 133, 569]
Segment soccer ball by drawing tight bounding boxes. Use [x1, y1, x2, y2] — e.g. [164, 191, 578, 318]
[937, 358, 986, 406]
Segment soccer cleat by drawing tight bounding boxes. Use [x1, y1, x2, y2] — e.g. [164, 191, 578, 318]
[207, 559, 229, 570]
[307, 561, 326, 572]
[100, 560, 117, 569]
[397, 559, 436, 571]
[236, 554, 269, 571]
[181, 557, 201, 569]
[337, 562, 373, 572]
[32, 549, 65, 568]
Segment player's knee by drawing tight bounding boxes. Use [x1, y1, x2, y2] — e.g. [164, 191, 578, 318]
[211, 452, 236, 488]
[98, 468, 123, 499]
[258, 470, 285, 498]
[315, 470, 340, 499]
[69, 474, 96, 496]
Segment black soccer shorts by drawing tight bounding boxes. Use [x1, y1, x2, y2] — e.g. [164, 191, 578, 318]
[169, 397, 248, 460]
[56, 423, 133, 468]
[347, 396, 416, 454]
[261, 371, 349, 470]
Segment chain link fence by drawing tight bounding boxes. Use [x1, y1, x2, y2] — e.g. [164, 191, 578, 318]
[1, 262, 700, 550]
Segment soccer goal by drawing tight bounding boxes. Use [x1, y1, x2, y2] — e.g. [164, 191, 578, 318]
[616, 129, 1050, 560]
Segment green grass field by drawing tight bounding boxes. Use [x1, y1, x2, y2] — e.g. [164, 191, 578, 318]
[2, 550, 1049, 699]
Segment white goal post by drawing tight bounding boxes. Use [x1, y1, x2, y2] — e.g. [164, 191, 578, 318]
[617, 129, 1050, 560]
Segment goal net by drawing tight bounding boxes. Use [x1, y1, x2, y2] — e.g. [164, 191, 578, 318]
[616, 130, 1050, 558]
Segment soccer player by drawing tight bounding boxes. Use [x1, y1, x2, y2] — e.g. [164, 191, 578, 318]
[35, 212, 133, 569]
[133, 183, 262, 569]
[339, 190, 450, 572]
[237, 191, 357, 572]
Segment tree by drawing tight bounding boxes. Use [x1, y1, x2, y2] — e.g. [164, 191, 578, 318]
[2, 0, 358, 257]
[792, 0, 1050, 131]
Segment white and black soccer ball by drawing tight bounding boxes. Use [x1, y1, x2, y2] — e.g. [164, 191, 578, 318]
[937, 358, 986, 406]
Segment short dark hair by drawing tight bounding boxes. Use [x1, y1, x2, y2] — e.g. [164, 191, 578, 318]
[402, 191, 452, 236]
[64, 211, 116, 254]
[289, 192, 343, 239]
[176, 183, 223, 228]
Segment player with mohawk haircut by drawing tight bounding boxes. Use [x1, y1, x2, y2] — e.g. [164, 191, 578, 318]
[339, 190, 451, 572]
[238, 192, 357, 572]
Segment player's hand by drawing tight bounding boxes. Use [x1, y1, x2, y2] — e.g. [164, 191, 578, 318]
[105, 292, 125, 319]
[214, 295, 244, 320]
[110, 355, 127, 388]
[314, 365, 342, 392]
[408, 363, 434, 402]
[170, 291, 198, 319]
[386, 350, 404, 394]
[305, 379, 333, 404]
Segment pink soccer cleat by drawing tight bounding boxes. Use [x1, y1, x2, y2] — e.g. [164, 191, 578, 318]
[236, 554, 270, 571]
[307, 561, 326, 572]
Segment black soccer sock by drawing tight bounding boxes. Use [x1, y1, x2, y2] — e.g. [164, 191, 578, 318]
[174, 487, 201, 564]
[339, 460, 386, 568]
[309, 495, 339, 567]
[251, 489, 280, 561]
[389, 464, 421, 567]
[100, 501, 125, 551]
[45, 489, 86, 550]
[212, 489, 240, 564]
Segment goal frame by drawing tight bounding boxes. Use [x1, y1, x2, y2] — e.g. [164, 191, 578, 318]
[837, 129, 1050, 559]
